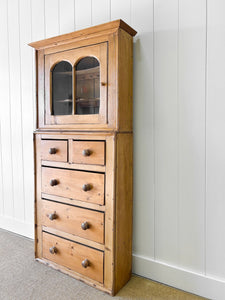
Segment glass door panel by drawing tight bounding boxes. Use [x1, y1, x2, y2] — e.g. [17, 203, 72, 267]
[52, 61, 72, 115]
[75, 57, 100, 115]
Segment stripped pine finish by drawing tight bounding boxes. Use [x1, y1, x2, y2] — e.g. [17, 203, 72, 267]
[31, 21, 136, 295]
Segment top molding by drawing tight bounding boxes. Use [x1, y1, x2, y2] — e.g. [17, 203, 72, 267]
[29, 19, 137, 50]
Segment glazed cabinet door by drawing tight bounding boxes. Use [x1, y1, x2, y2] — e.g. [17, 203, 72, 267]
[44, 42, 108, 125]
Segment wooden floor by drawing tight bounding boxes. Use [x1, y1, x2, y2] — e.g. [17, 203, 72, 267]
[0, 228, 207, 299]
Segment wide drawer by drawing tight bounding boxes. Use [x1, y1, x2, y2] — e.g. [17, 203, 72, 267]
[42, 167, 104, 205]
[41, 140, 67, 162]
[41, 199, 104, 244]
[42, 232, 104, 283]
[72, 141, 105, 165]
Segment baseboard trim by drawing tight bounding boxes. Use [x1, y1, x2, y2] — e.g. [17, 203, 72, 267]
[132, 254, 225, 300]
[0, 216, 34, 239]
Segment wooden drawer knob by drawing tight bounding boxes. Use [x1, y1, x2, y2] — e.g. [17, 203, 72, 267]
[82, 149, 91, 156]
[49, 213, 57, 221]
[49, 246, 57, 254]
[81, 258, 90, 268]
[50, 179, 58, 186]
[81, 221, 89, 230]
[49, 148, 57, 154]
[82, 184, 92, 192]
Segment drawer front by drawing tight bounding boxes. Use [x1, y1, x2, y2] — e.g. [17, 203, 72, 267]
[42, 167, 104, 205]
[72, 141, 105, 165]
[41, 200, 104, 244]
[41, 140, 67, 162]
[43, 232, 104, 283]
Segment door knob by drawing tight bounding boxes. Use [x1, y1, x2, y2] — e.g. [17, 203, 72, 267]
[81, 259, 90, 268]
[49, 148, 57, 154]
[81, 221, 89, 230]
[49, 213, 57, 221]
[82, 149, 91, 156]
[50, 179, 58, 186]
[82, 184, 92, 192]
[49, 246, 57, 254]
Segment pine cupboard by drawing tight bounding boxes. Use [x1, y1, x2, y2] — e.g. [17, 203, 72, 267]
[29, 20, 137, 296]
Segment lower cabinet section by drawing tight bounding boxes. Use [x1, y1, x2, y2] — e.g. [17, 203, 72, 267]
[35, 132, 133, 295]
[42, 232, 104, 283]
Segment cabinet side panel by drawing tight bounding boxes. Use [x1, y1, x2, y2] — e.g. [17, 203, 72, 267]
[108, 33, 118, 129]
[117, 29, 133, 132]
[104, 135, 116, 291]
[34, 134, 43, 258]
[37, 50, 45, 128]
[114, 133, 133, 293]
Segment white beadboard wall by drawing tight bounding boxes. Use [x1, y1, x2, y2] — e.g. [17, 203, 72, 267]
[0, 0, 225, 299]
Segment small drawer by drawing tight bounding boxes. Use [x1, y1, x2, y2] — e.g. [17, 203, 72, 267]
[72, 141, 105, 165]
[42, 232, 104, 283]
[41, 140, 67, 162]
[41, 199, 104, 244]
[42, 167, 104, 205]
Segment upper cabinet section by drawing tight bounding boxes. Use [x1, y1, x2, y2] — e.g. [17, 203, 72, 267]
[29, 20, 137, 131]
[45, 42, 107, 125]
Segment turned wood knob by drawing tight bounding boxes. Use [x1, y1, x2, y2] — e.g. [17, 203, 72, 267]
[49, 246, 57, 254]
[49, 213, 57, 221]
[82, 149, 91, 156]
[101, 82, 107, 86]
[81, 221, 89, 230]
[81, 259, 90, 268]
[50, 179, 58, 186]
[82, 184, 92, 192]
[49, 148, 57, 154]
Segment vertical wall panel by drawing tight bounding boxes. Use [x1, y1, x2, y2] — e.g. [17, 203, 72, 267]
[59, 0, 75, 34]
[45, 0, 60, 38]
[31, 0, 45, 41]
[92, 0, 110, 25]
[206, 0, 225, 279]
[31, 0, 45, 131]
[178, 0, 206, 273]
[75, 0, 92, 30]
[154, 0, 179, 263]
[7, 0, 24, 220]
[111, 0, 131, 23]
[19, 0, 34, 225]
[132, 0, 155, 258]
[0, 0, 13, 218]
